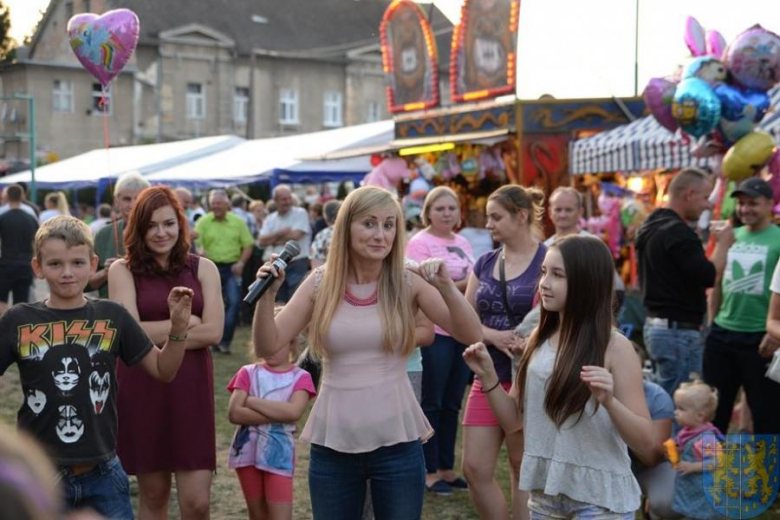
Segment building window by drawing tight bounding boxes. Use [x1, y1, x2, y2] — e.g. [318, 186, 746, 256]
[186, 83, 206, 119]
[64, 0, 74, 21]
[83, 0, 91, 12]
[323, 91, 343, 127]
[279, 89, 299, 125]
[53, 80, 73, 113]
[91, 83, 111, 115]
[367, 101, 381, 123]
[234, 87, 249, 123]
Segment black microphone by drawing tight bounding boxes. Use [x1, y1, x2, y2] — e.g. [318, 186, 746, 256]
[243, 241, 301, 305]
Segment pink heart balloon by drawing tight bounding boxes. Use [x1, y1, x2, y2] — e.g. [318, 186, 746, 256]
[67, 9, 139, 87]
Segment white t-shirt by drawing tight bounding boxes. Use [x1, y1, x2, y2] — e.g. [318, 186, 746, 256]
[259, 207, 311, 261]
[0, 203, 38, 220]
[771, 260, 780, 294]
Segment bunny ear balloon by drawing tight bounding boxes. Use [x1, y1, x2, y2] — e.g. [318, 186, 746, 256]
[67, 9, 140, 87]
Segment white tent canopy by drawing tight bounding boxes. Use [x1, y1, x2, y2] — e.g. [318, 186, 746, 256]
[570, 85, 780, 174]
[0, 135, 244, 189]
[144, 120, 394, 188]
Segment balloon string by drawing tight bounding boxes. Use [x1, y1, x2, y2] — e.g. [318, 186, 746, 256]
[101, 83, 120, 254]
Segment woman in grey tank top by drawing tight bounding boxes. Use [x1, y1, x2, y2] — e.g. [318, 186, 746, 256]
[463, 236, 657, 518]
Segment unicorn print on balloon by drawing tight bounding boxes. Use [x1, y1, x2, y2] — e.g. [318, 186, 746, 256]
[69, 23, 125, 75]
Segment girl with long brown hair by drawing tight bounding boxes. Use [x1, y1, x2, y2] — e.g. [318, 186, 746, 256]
[463, 235, 655, 518]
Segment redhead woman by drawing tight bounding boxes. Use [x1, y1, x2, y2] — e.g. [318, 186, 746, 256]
[252, 186, 482, 520]
[109, 186, 224, 520]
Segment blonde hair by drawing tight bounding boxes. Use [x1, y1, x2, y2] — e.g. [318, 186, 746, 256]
[675, 377, 719, 421]
[44, 191, 70, 215]
[34, 216, 94, 260]
[0, 422, 61, 520]
[488, 185, 545, 239]
[421, 186, 461, 227]
[310, 187, 415, 358]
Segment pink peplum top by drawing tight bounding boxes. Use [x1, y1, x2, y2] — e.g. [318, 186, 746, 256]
[299, 270, 433, 453]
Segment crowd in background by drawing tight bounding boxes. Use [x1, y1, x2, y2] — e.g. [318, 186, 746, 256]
[0, 166, 778, 520]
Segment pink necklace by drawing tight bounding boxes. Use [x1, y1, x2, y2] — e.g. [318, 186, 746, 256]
[344, 285, 378, 306]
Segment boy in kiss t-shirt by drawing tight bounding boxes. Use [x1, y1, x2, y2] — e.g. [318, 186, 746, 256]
[0, 216, 193, 519]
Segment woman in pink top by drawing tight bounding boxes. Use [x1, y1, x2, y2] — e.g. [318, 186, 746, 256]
[406, 186, 474, 496]
[252, 186, 482, 520]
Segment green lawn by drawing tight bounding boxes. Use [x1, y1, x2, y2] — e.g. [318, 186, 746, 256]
[2, 323, 778, 518]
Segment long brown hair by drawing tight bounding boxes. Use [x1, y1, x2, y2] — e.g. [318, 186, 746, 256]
[124, 185, 190, 276]
[515, 235, 615, 427]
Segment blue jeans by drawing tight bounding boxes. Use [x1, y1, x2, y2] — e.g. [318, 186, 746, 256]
[421, 334, 470, 474]
[276, 258, 310, 304]
[309, 441, 425, 520]
[59, 456, 133, 519]
[216, 263, 241, 348]
[643, 321, 703, 396]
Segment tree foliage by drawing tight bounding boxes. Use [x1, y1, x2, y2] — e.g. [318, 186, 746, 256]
[0, 1, 15, 62]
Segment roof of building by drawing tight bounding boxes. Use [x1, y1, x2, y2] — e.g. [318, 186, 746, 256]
[30, 0, 453, 59]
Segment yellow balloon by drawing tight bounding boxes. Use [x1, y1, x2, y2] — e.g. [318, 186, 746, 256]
[722, 131, 776, 182]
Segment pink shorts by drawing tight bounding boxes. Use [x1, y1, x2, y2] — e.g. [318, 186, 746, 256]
[462, 379, 514, 427]
[235, 466, 293, 504]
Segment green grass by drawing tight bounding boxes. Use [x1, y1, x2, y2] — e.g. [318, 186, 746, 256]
[2, 323, 778, 518]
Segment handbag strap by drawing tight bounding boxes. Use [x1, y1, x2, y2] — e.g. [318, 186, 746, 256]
[499, 249, 521, 328]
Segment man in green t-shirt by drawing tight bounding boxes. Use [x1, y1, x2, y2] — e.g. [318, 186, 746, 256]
[195, 189, 254, 354]
[89, 173, 151, 299]
[704, 177, 780, 435]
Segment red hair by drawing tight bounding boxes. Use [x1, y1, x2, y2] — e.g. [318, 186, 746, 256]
[124, 185, 191, 277]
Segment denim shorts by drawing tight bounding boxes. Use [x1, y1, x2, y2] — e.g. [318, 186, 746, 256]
[528, 491, 635, 519]
[58, 456, 133, 520]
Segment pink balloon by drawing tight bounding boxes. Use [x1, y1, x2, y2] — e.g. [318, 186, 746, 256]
[643, 77, 679, 132]
[68, 9, 139, 87]
[725, 24, 780, 91]
[706, 30, 727, 59]
[684, 16, 706, 57]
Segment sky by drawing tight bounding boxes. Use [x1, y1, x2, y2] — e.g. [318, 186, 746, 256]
[5, 0, 780, 100]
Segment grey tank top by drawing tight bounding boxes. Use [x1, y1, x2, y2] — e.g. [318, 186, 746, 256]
[520, 339, 641, 513]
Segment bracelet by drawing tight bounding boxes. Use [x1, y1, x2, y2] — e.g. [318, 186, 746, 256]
[481, 380, 501, 394]
[168, 332, 188, 342]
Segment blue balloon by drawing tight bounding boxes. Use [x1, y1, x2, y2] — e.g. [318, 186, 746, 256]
[672, 78, 721, 138]
[714, 83, 770, 144]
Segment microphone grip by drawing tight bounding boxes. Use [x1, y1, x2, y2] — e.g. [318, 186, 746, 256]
[243, 257, 289, 305]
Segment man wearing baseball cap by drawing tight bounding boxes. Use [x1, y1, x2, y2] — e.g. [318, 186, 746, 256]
[704, 177, 780, 435]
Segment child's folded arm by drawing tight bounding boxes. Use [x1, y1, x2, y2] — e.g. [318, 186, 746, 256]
[245, 391, 310, 423]
[228, 389, 272, 425]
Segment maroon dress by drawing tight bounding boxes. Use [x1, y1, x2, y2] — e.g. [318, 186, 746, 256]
[116, 254, 216, 474]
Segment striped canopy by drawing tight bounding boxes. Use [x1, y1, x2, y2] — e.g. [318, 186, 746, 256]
[570, 85, 780, 174]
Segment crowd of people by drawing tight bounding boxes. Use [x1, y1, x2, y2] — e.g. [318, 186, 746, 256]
[0, 165, 778, 520]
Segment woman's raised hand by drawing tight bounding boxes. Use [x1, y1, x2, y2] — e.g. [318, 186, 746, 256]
[463, 342, 498, 381]
[255, 253, 286, 296]
[168, 287, 194, 334]
[418, 258, 452, 291]
[580, 365, 614, 406]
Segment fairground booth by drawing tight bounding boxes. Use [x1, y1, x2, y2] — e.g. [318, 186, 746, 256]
[337, 0, 647, 232]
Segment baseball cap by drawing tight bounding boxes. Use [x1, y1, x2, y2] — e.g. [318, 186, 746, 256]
[730, 177, 773, 199]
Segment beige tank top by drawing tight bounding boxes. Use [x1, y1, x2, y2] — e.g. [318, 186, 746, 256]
[299, 267, 433, 453]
